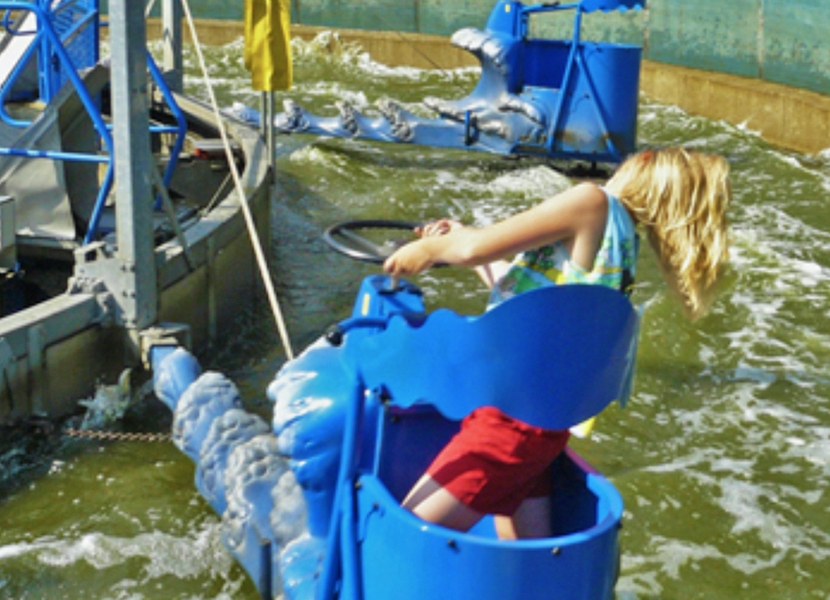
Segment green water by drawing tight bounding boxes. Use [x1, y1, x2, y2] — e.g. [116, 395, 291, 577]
[2, 35, 830, 599]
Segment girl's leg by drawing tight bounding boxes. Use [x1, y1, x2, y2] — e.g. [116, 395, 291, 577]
[494, 496, 552, 540]
[474, 260, 512, 288]
[402, 474, 484, 532]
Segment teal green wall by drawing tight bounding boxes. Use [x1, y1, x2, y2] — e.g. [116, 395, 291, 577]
[646, 0, 761, 78]
[126, 1, 830, 96]
[762, 0, 829, 92]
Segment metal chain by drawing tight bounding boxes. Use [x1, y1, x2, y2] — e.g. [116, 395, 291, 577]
[65, 428, 172, 442]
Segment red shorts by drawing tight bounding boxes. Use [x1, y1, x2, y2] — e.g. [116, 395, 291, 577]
[425, 406, 570, 516]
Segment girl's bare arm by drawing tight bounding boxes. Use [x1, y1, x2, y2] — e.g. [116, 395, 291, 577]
[384, 183, 608, 277]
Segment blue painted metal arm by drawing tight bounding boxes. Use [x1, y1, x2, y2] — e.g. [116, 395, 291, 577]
[83, 163, 114, 243]
[520, 2, 581, 15]
[146, 50, 187, 209]
[0, 146, 108, 162]
[86, 50, 189, 238]
[579, 0, 646, 12]
[2, 8, 36, 34]
[520, 0, 647, 13]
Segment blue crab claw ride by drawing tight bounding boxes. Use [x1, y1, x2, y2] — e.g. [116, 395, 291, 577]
[235, 0, 646, 164]
[151, 218, 642, 600]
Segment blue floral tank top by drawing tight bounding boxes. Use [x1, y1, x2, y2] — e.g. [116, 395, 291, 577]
[489, 189, 639, 306]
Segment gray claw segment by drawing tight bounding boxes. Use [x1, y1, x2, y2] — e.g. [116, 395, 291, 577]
[423, 96, 466, 122]
[477, 120, 508, 138]
[336, 100, 359, 135]
[499, 97, 546, 126]
[275, 99, 308, 132]
[451, 27, 509, 75]
[377, 99, 414, 141]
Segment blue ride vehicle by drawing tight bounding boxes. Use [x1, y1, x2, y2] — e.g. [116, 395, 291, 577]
[152, 220, 641, 600]
[235, 0, 646, 164]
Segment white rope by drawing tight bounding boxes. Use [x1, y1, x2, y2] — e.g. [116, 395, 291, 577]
[178, 0, 295, 359]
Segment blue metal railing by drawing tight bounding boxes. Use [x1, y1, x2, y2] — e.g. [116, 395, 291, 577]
[0, 0, 114, 245]
[0, 0, 188, 243]
[146, 50, 186, 210]
[42, 0, 100, 102]
[1, 0, 99, 102]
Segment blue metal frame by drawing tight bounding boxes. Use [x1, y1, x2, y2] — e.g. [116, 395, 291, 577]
[40, 0, 100, 103]
[142, 51, 186, 210]
[0, 0, 188, 241]
[0, 0, 115, 245]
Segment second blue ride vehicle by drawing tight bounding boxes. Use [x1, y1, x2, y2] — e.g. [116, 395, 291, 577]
[234, 0, 646, 165]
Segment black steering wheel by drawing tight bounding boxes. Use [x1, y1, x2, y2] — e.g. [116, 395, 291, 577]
[324, 219, 421, 264]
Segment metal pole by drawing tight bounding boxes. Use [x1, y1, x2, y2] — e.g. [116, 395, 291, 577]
[109, 0, 158, 334]
[162, 0, 183, 93]
[260, 91, 268, 140]
[260, 91, 275, 182]
[267, 92, 276, 179]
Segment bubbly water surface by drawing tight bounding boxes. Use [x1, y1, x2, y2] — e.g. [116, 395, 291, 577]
[2, 34, 830, 599]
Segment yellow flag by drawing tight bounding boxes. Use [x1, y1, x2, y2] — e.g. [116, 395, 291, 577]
[244, 0, 293, 91]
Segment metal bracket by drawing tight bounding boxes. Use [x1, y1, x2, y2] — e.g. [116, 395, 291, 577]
[66, 266, 117, 327]
[139, 322, 191, 370]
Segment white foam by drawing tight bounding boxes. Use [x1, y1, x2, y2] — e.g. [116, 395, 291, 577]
[487, 164, 571, 199]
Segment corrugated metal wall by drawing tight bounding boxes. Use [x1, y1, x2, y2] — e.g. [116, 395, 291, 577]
[146, 0, 830, 96]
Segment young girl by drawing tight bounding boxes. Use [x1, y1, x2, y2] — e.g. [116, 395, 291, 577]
[383, 147, 731, 539]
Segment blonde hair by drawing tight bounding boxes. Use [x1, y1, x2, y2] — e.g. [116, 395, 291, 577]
[605, 147, 731, 319]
